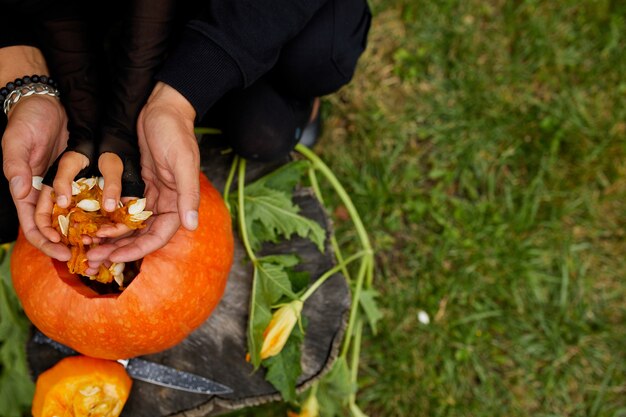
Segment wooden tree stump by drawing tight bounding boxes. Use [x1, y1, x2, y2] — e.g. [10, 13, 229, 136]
[26, 146, 351, 416]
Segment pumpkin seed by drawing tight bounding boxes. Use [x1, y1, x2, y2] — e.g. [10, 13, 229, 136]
[77, 177, 97, 190]
[113, 273, 125, 287]
[130, 210, 153, 222]
[71, 181, 81, 195]
[58, 215, 70, 237]
[109, 262, 125, 276]
[128, 198, 147, 215]
[31, 176, 43, 190]
[76, 199, 100, 212]
[98, 176, 105, 190]
[79, 385, 101, 396]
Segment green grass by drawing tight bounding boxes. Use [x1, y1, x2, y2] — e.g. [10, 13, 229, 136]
[231, 0, 626, 415]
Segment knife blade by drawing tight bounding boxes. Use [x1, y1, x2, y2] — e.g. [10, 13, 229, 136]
[117, 357, 232, 394]
[33, 331, 233, 395]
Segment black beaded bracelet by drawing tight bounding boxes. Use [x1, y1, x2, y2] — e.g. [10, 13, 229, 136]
[0, 75, 58, 104]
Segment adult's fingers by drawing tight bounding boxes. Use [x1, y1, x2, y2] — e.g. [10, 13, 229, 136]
[52, 151, 90, 208]
[35, 185, 61, 243]
[173, 149, 200, 231]
[98, 152, 124, 212]
[87, 211, 180, 263]
[14, 195, 71, 261]
[2, 135, 33, 200]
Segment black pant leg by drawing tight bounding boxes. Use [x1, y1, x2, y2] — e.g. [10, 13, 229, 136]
[200, 0, 371, 162]
[213, 78, 311, 161]
[270, 0, 372, 98]
[0, 117, 20, 243]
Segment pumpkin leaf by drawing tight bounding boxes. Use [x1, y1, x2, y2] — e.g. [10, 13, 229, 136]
[359, 288, 384, 335]
[0, 243, 35, 417]
[249, 160, 310, 193]
[261, 254, 310, 295]
[239, 160, 326, 368]
[243, 184, 326, 252]
[287, 269, 311, 294]
[259, 254, 300, 268]
[247, 267, 273, 369]
[248, 256, 299, 368]
[263, 320, 306, 403]
[317, 357, 354, 417]
[257, 256, 298, 304]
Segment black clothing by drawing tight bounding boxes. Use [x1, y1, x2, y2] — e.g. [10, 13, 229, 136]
[0, 117, 19, 243]
[0, 0, 371, 242]
[1, 0, 370, 119]
[201, 0, 371, 161]
[39, 1, 177, 196]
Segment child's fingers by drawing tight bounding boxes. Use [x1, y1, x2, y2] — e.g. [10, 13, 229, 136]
[98, 153, 124, 212]
[82, 235, 103, 245]
[52, 152, 90, 208]
[96, 223, 133, 239]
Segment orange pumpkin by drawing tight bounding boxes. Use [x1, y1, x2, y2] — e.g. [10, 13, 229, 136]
[12, 174, 234, 359]
[32, 355, 132, 417]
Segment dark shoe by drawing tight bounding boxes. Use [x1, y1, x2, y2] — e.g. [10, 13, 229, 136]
[298, 98, 322, 148]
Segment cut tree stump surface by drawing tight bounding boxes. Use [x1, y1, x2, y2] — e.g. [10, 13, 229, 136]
[26, 147, 351, 416]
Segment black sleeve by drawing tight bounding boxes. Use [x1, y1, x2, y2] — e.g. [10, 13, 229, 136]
[99, 0, 176, 197]
[0, 0, 46, 48]
[40, 8, 102, 185]
[0, 0, 102, 184]
[28, 0, 175, 196]
[155, 0, 328, 119]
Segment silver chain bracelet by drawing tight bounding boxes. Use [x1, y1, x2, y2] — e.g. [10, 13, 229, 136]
[3, 83, 60, 115]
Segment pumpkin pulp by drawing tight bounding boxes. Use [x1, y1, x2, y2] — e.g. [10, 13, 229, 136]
[31, 356, 132, 417]
[51, 177, 151, 291]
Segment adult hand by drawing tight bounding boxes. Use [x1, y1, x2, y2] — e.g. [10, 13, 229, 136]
[86, 82, 199, 267]
[2, 95, 71, 260]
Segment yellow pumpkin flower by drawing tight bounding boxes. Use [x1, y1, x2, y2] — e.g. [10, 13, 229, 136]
[260, 300, 303, 359]
[287, 393, 319, 417]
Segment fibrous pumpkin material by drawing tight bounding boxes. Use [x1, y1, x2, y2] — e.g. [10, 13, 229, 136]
[51, 176, 152, 288]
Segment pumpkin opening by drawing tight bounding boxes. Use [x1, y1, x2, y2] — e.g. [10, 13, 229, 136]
[50, 177, 153, 289]
[79, 259, 143, 294]
[51, 258, 143, 297]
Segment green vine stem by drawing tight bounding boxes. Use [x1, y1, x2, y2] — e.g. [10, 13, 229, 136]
[366, 250, 374, 289]
[307, 167, 353, 283]
[236, 147, 375, 415]
[223, 155, 239, 209]
[296, 145, 373, 255]
[237, 159, 257, 263]
[300, 250, 369, 303]
[310, 380, 319, 398]
[341, 256, 370, 358]
[296, 144, 374, 357]
[348, 319, 364, 410]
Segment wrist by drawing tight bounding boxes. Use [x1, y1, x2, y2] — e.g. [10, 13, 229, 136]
[147, 82, 196, 121]
[0, 46, 49, 86]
